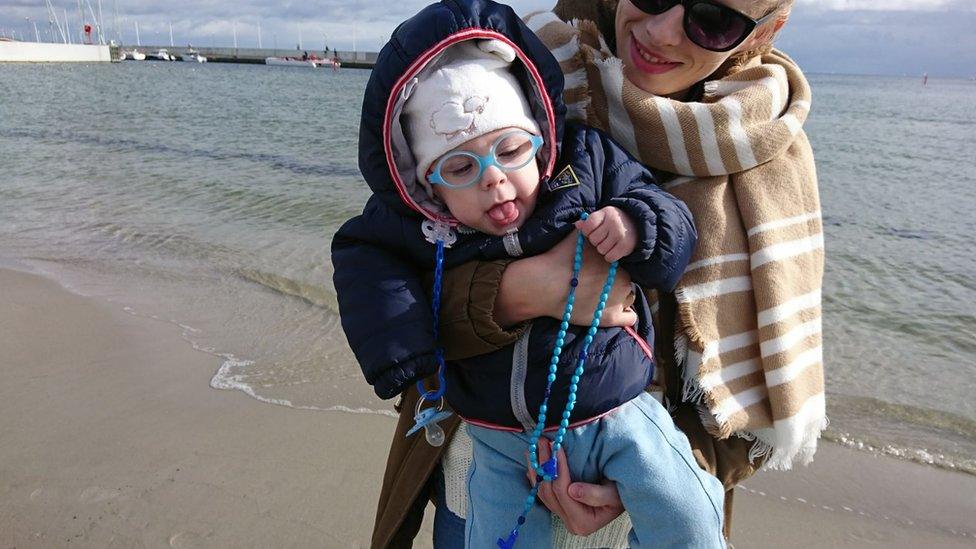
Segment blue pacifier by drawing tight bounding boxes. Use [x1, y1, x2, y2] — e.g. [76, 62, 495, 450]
[406, 397, 453, 447]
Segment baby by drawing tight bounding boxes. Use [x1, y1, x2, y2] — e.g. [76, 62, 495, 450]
[332, 3, 726, 546]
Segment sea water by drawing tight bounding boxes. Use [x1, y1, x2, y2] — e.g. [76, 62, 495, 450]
[1, 63, 973, 473]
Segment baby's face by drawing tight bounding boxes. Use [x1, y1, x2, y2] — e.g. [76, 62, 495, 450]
[428, 128, 541, 236]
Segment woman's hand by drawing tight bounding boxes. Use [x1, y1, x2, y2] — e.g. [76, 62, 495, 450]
[495, 233, 637, 327]
[525, 438, 625, 536]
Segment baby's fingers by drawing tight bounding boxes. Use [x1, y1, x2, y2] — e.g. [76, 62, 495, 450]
[604, 240, 632, 263]
[574, 209, 606, 237]
[595, 233, 618, 256]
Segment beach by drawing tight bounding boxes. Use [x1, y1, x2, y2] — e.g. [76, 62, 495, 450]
[2, 265, 973, 548]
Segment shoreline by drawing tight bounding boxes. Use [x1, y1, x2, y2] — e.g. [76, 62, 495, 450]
[1, 265, 974, 547]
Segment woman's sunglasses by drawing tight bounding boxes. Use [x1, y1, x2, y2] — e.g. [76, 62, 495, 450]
[630, 0, 778, 52]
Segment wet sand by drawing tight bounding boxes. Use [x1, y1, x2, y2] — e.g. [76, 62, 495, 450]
[1, 266, 973, 548]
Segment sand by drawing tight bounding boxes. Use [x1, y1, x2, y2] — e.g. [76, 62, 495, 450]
[1, 266, 973, 548]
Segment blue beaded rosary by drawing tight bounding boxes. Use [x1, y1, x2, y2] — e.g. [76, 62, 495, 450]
[407, 214, 618, 549]
[497, 212, 618, 549]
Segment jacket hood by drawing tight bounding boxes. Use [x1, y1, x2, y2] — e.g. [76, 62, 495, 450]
[358, 0, 566, 225]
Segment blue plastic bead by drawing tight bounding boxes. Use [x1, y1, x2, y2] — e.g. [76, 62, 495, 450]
[580, 212, 589, 220]
[548, 372, 556, 383]
[560, 321, 569, 331]
[571, 375, 580, 384]
[560, 419, 569, 428]
[562, 410, 571, 419]
[540, 404, 547, 413]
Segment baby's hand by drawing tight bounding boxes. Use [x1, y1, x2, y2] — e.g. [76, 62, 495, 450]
[574, 206, 637, 263]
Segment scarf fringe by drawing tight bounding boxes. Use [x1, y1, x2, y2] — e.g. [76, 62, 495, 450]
[758, 415, 829, 471]
[674, 286, 828, 469]
[674, 287, 735, 439]
[696, 406, 776, 466]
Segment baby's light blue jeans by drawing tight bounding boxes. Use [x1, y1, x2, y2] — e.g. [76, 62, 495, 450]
[464, 391, 726, 549]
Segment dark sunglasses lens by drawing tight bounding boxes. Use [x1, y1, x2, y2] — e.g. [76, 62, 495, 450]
[686, 2, 749, 51]
[632, 0, 678, 15]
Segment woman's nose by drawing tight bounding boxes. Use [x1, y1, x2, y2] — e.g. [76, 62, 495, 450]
[643, 5, 684, 48]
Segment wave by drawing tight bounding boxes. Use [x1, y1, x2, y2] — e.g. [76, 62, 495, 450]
[236, 267, 340, 314]
[825, 394, 976, 476]
[0, 127, 361, 178]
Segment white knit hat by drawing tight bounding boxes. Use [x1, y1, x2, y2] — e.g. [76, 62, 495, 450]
[402, 39, 541, 187]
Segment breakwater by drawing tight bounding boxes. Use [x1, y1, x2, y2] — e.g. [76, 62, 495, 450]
[129, 45, 377, 68]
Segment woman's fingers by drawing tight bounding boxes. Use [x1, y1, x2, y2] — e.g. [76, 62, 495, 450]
[542, 443, 627, 536]
[533, 439, 567, 518]
[568, 479, 624, 509]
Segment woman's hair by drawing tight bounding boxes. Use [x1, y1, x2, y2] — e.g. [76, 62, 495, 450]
[722, 0, 794, 75]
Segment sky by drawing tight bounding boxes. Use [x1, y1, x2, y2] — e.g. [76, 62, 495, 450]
[1, 0, 974, 77]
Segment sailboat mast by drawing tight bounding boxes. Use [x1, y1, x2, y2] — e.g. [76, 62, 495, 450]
[257, 21, 262, 48]
[96, 0, 104, 44]
[63, 8, 72, 43]
[168, 22, 173, 47]
[134, 20, 140, 46]
[113, 0, 120, 43]
[45, 0, 66, 43]
[76, 0, 84, 43]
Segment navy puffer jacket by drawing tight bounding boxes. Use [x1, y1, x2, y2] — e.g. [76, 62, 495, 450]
[331, 0, 697, 427]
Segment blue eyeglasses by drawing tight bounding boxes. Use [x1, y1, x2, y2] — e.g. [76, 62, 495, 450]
[428, 130, 544, 189]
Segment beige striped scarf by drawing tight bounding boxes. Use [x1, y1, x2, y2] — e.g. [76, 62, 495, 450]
[525, 12, 826, 470]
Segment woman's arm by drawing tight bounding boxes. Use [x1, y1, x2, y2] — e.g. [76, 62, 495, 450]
[494, 233, 638, 327]
[439, 237, 636, 360]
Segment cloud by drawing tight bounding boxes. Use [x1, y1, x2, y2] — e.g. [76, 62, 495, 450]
[778, 5, 976, 77]
[1, 0, 973, 76]
[795, 0, 973, 9]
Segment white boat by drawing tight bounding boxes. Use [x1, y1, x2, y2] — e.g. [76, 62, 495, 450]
[125, 49, 146, 60]
[181, 49, 207, 63]
[147, 48, 172, 61]
[265, 56, 317, 68]
[311, 57, 340, 69]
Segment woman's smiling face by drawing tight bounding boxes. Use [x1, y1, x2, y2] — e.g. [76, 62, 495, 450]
[615, 0, 781, 99]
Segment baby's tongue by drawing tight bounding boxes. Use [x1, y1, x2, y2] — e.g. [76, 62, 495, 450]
[488, 201, 517, 222]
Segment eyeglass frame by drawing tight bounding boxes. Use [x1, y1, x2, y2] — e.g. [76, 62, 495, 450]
[427, 130, 544, 189]
[629, 0, 780, 53]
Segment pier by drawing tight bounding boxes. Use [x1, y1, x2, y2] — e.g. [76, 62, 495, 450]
[129, 45, 377, 68]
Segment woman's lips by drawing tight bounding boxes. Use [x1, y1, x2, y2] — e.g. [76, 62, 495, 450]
[487, 201, 519, 226]
[629, 35, 681, 75]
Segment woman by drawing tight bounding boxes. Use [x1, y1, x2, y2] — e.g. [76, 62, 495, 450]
[370, 0, 825, 546]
